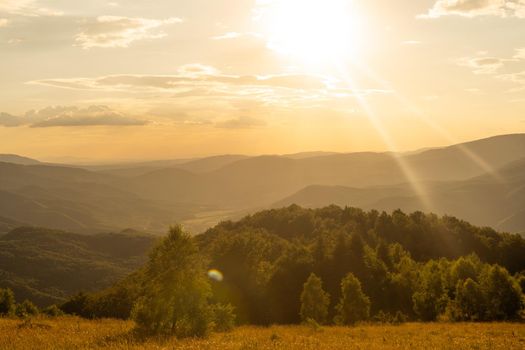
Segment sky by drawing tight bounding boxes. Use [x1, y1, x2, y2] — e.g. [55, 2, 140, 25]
[0, 0, 524, 162]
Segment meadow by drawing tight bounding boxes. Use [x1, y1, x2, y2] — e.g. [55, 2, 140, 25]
[1, 317, 524, 350]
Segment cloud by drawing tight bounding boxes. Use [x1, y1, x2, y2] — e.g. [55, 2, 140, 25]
[28, 65, 391, 118]
[0, 0, 62, 16]
[421, 0, 525, 18]
[514, 48, 525, 59]
[498, 70, 525, 86]
[0, 18, 8, 27]
[458, 56, 507, 74]
[458, 48, 525, 90]
[0, 112, 25, 127]
[31, 64, 340, 93]
[215, 116, 266, 129]
[75, 16, 183, 49]
[211, 32, 262, 40]
[0, 105, 148, 128]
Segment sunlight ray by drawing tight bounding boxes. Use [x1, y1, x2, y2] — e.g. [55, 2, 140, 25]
[348, 60, 502, 182]
[331, 60, 433, 212]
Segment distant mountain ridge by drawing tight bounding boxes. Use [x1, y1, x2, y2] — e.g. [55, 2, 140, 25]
[0, 154, 40, 165]
[0, 133, 524, 234]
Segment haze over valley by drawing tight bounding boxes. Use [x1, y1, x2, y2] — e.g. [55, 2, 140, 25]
[1, 133, 524, 235]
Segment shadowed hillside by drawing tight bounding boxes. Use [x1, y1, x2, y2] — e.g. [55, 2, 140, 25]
[0, 227, 156, 306]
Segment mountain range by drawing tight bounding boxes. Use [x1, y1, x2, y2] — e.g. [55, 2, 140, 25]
[1, 133, 524, 234]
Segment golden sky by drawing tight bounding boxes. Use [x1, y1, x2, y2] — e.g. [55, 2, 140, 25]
[0, 0, 524, 162]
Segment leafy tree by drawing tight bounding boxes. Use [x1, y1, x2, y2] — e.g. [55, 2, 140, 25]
[334, 273, 370, 325]
[412, 261, 449, 321]
[132, 226, 213, 338]
[300, 273, 330, 324]
[15, 300, 39, 318]
[0, 288, 16, 316]
[266, 247, 312, 324]
[480, 265, 523, 320]
[454, 278, 485, 321]
[450, 255, 480, 287]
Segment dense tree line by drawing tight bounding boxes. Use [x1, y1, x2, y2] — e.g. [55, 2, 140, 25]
[0, 287, 63, 318]
[56, 206, 525, 334]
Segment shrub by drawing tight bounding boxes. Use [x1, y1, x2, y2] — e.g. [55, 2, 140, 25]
[61, 292, 93, 318]
[212, 303, 236, 332]
[42, 305, 64, 317]
[15, 300, 39, 318]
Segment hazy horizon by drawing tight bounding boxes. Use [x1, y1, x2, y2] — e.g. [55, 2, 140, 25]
[4, 132, 524, 165]
[1, 0, 525, 161]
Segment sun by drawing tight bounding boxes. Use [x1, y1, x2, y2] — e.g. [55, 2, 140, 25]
[256, 0, 362, 66]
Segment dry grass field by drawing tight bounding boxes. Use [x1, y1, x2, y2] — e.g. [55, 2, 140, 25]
[0, 317, 524, 350]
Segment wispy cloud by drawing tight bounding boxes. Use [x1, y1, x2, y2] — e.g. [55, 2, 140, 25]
[0, 105, 148, 127]
[0, 0, 62, 17]
[458, 56, 508, 74]
[211, 31, 262, 40]
[458, 48, 525, 91]
[75, 16, 183, 49]
[420, 0, 525, 18]
[29, 64, 386, 97]
[215, 116, 266, 129]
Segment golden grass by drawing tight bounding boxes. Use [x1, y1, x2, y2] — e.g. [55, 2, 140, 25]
[1, 317, 524, 350]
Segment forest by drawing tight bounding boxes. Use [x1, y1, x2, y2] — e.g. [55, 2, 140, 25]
[2, 205, 522, 338]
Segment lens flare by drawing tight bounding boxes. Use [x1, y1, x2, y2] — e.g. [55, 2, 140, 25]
[207, 269, 224, 282]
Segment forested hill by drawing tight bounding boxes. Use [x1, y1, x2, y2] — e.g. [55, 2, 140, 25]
[0, 227, 156, 306]
[199, 205, 525, 272]
[33, 205, 525, 327]
[192, 205, 525, 324]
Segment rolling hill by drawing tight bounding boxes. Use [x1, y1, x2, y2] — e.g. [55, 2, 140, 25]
[276, 157, 525, 234]
[0, 134, 524, 234]
[0, 227, 156, 306]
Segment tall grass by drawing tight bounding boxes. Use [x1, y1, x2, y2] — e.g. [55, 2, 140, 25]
[0, 317, 523, 349]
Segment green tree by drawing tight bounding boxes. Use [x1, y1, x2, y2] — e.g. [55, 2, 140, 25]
[0, 288, 16, 316]
[300, 273, 330, 324]
[480, 265, 523, 320]
[335, 273, 370, 325]
[412, 261, 449, 321]
[450, 255, 480, 287]
[454, 278, 485, 321]
[132, 226, 213, 338]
